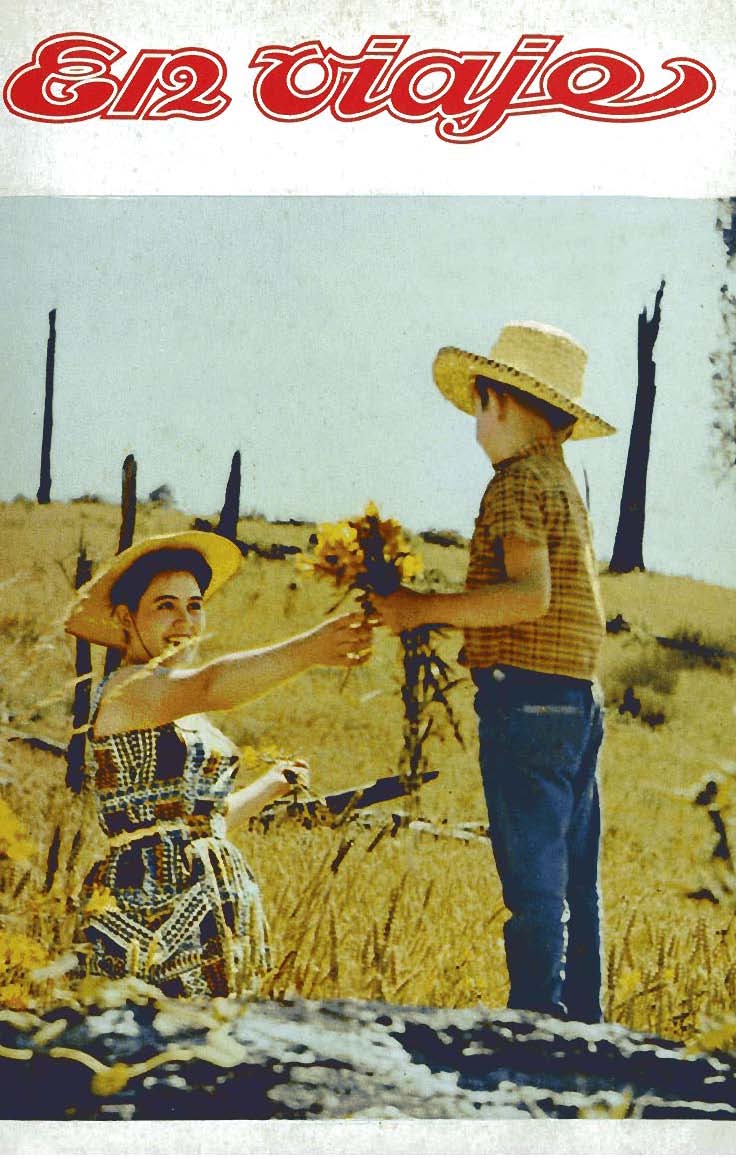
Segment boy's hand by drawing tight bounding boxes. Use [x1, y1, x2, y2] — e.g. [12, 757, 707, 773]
[371, 587, 428, 634]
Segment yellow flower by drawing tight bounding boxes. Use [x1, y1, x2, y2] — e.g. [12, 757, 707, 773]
[298, 503, 422, 592]
[0, 930, 49, 971]
[0, 983, 30, 1011]
[398, 551, 423, 581]
[304, 521, 366, 586]
[91, 1062, 132, 1097]
[689, 1017, 736, 1055]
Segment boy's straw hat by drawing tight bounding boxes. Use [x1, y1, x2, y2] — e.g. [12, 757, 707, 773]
[432, 321, 616, 440]
[64, 531, 243, 648]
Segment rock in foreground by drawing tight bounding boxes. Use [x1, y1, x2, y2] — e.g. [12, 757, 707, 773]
[2, 993, 736, 1120]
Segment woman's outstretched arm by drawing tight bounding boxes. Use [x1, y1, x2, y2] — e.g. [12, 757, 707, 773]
[94, 614, 371, 734]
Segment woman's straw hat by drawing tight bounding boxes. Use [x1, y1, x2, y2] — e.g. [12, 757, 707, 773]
[432, 321, 616, 440]
[64, 531, 243, 648]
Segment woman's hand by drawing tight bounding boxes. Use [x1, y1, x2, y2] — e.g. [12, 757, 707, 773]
[267, 758, 311, 799]
[302, 612, 373, 668]
[96, 612, 374, 731]
[225, 758, 312, 830]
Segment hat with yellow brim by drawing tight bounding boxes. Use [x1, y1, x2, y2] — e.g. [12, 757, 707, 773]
[64, 531, 243, 648]
[432, 321, 616, 440]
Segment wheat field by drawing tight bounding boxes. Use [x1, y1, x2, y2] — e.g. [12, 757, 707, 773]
[2, 498, 736, 1044]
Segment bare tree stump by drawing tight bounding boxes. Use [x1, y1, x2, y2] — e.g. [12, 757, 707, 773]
[610, 281, 665, 573]
[216, 450, 242, 541]
[37, 309, 56, 505]
[104, 455, 137, 677]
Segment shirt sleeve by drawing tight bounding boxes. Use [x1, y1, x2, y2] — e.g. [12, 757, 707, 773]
[479, 467, 548, 547]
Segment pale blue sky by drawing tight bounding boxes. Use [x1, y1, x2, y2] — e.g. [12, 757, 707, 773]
[1, 197, 734, 586]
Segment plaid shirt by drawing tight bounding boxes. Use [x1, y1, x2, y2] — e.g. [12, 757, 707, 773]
[463, 436, 606, 680]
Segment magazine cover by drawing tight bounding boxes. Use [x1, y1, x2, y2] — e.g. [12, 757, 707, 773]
[1, 1, 735, 1153]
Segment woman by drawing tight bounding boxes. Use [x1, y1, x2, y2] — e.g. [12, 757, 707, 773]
[65, 530, 372, 999]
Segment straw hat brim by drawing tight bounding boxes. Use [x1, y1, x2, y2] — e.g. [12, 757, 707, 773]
[432, 347, 616, 440]
[64, 531, 243, 648]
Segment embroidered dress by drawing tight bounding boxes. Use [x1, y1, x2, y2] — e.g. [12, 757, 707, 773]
[77, 678, 270, 998]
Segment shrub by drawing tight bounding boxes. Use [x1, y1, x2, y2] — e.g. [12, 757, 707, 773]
[661, 625, 735, 672]
[148, 485, 174, 507]
[419, 529, 468, 549]
[603, 640, 677, 726]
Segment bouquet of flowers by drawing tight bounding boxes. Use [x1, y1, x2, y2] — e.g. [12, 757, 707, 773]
[298, 502, 422, 597]
[297, 503, 463, 785]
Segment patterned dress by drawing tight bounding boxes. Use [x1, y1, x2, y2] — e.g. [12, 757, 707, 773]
[77, 678, 270, 998]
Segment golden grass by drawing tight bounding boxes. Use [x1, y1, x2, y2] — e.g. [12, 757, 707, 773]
[1, 498, 736, 1042]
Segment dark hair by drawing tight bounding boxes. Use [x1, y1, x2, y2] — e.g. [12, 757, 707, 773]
[110, 548, 212, 612]
[474, 374, 576, 433]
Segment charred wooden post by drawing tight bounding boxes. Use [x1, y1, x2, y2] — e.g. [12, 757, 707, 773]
[116, 453, 137, 554]
[37, 309, 56, 505]
[610, 280, 665, 573]
[583, 467, 591, 512]
[216, 450, 241, 541]
[717, 195, 736, 260]
[104, 454, 137, 676]
[712, 200, 736, 479]
[66, 544, 92, 792]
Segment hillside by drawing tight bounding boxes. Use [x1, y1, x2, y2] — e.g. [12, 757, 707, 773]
[1, 498, 735, 1039]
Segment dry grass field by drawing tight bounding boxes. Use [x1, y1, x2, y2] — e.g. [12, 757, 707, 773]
[1, 498, 736, 1045]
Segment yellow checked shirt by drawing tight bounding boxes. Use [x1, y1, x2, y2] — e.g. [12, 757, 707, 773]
[463, 436, 606, 681]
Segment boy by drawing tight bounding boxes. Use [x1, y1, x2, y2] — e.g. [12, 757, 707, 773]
[372, 321, 616, 1022]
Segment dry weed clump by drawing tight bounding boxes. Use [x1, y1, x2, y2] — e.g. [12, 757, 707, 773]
[604, 903, 736, 1042]
[240, 824, 506, 1009]
[600, 607, 735, 727]
[602, 638, 679, 724]
[664, 624, 736, 670]
[0, 740, 105, 1009]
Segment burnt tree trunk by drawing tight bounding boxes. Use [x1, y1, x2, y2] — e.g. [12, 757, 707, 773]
[65, 545, 93, 792]
[712, 200, 736, 477]
[37, 309, 56, 505]
[104, 454, 138, 677]
[216, 450, 241, 541]
[718, 195, 736, 260]
[609, 280, 665, 573]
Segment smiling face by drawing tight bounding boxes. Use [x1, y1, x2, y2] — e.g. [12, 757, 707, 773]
[115, 570, 205, 665]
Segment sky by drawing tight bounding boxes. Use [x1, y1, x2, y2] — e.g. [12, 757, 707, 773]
[1, 196, 734, 587]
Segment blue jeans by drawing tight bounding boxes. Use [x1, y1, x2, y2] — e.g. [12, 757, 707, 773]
[473, 664, 604, 1022]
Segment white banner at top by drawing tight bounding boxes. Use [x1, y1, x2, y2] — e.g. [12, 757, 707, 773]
[1, 0, 735, 195]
